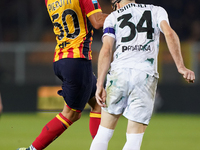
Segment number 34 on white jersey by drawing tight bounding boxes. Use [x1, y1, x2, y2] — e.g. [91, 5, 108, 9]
[103, 3, 169, 78]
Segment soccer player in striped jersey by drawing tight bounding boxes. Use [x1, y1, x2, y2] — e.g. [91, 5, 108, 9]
[17, 0, 108, 150]
[90, 0, 195, 150]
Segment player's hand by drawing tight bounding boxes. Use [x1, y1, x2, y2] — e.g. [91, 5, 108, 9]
[178, 67, 195, 83]
[95, 86, 107, 107]
[0, 104, 2, 115]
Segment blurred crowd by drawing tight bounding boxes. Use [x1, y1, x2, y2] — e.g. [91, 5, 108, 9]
[0, 0, 200, 42]
[86, 0, 200, 42]
[145, 0, 200, 42]
[0, 0, 199, 85]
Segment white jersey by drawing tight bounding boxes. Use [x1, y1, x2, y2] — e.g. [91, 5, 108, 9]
[103, 3, 169, 78]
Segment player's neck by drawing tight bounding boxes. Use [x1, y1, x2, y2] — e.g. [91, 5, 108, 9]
[119, 0, 136, 8]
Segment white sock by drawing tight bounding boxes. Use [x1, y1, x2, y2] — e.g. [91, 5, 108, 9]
[90, 125, 114, 150]
[122, 133, 144, 150]
[30, 145, 37, 150]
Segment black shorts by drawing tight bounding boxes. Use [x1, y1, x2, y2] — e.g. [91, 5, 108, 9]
[53, 58, 96, 112]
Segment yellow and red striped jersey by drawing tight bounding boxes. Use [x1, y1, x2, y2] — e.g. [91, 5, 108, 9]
[45, 0, 102, 62]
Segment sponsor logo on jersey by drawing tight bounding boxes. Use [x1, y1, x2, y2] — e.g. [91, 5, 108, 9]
[122, 45, 151, 52]
[59, 41, 70, 48]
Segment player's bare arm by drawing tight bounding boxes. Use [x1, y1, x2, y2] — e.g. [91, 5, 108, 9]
[160, 20, 195, 83]
[88, 12, 108, 29]
[96, 35, 114, 107]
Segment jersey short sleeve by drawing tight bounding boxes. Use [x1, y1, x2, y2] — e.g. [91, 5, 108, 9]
[81, 0, 102, 17]
[156, 6, 169, 33]
[102, 13, 116, 40]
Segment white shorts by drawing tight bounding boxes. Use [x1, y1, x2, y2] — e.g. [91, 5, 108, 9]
[102, 68, 158, 125]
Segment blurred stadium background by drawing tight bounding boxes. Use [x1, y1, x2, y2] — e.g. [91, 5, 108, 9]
[0, 0, 200, 113]
[0, 0, 200, 149]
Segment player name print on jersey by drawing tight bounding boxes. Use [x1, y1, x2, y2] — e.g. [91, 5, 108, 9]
[117, 3, 147, 13]
[47, 0, 67, 12]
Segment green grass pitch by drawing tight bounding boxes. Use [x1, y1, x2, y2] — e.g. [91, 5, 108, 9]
[0, 112, 200, 150]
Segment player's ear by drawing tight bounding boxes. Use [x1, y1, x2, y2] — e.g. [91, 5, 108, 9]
[116, 3, 120, 9]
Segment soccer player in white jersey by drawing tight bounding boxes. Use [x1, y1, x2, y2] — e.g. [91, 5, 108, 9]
[90, 0, 195, 150]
